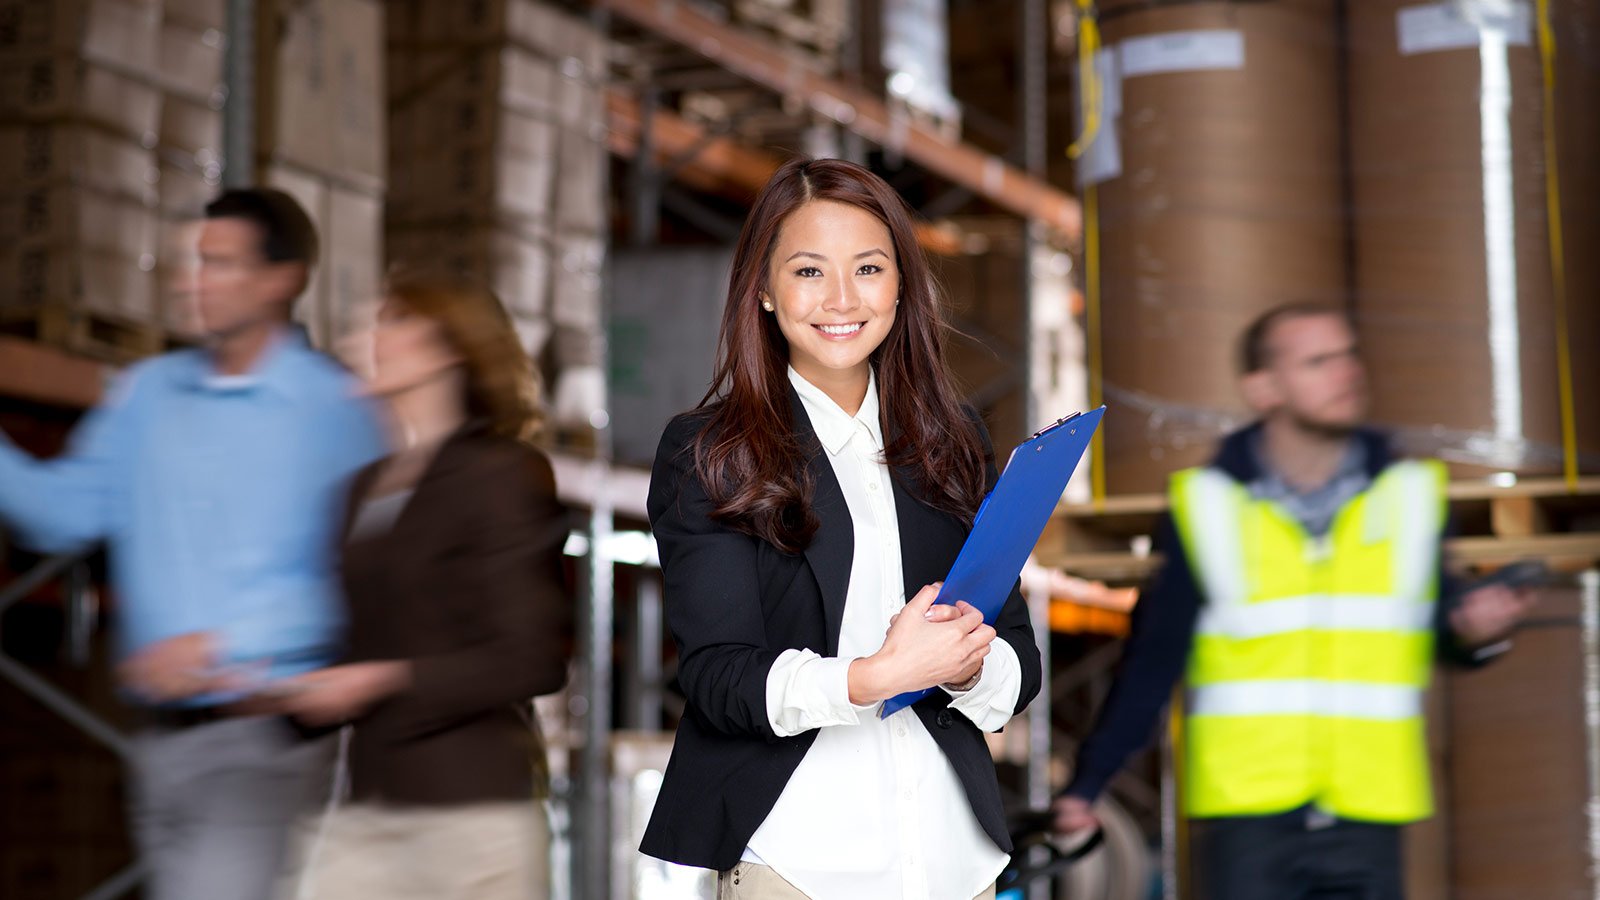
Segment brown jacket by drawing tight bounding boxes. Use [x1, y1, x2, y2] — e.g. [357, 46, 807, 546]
[337, 425, 573, 805]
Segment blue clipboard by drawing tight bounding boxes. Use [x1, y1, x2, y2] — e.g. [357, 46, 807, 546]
[880, 406, 1106, 718]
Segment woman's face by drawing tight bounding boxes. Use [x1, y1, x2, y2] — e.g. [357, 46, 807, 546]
[765, 199, 900, 388]
[365, 299, 461, 398]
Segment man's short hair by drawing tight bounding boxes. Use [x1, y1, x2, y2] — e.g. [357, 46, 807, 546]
[204, 188, 319, 269]
[1239, 302, 1354, 374]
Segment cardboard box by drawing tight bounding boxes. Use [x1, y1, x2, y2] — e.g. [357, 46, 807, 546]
[326, 186, 382, 340]
[389, 113, 556, 226]
[0, 186, 156, 262]
[155, 16, 226, 105]
[0, 55, 161, 144]
[0, 244, 157, 321]
[421, 0, 606, 75]
[258, 0, 384, 187]
[385, 222, 550, 322]
[550, 232, 603, 333]
[0, 0, 162, 77]
[554, 126, 605, 234]
[0, 124, 158, 205]
[157, 93, 222, 172]
[163, 0, 227, 31]
[157, 160, 218, 219]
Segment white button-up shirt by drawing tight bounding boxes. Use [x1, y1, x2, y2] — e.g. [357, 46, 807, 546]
[741, 366, 1022, 900]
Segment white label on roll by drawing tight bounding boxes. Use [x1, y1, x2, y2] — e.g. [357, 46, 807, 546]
[1117, 29, 1244, 78]
[1077, 47, 1123, 188]
[1397, 1, 1532, 55]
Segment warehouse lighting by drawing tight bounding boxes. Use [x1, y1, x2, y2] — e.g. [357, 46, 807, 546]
[564, 531, 660, 568]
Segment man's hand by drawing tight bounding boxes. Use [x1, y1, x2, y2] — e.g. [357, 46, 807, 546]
[1051, 794, 1099, 834]
[118, 632, 226, 702]
[274, 661, 411, 727]
[1450, 583, 1537, 648]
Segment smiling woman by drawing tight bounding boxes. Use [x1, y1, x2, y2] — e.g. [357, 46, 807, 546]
[692, 156, 990, 556]
[641, 157, 1044, 900]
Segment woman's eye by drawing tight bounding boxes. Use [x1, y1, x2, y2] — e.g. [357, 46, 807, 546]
[857, 264, 884, 276]
[796, 266, 822, 277]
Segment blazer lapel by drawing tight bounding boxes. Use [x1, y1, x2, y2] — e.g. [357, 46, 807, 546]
[793, 389, 854, 657]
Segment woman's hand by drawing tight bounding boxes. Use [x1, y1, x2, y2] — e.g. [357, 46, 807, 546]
[849, 583, 995, 704]
[270, 661, 411, 727]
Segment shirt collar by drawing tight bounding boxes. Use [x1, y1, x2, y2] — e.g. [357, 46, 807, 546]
[1248, 432, 1368, 498]
[182, 325, 308, 396]
[788, 366, 884, 457]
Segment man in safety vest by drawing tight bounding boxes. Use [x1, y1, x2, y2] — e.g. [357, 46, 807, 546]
[1051, 303, 1534, 899]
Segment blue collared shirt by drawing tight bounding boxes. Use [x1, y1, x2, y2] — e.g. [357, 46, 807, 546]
[0, 330, 386, 697]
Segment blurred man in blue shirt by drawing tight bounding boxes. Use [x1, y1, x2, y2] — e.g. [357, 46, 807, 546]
[0, 189, 385, 900]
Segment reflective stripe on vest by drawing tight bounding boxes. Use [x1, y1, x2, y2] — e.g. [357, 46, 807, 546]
[1171, 458, 1447, 823]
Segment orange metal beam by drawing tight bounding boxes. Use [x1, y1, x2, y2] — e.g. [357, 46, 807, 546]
[600, 0, 1082, 241]
[605, 89, 964, 255]
[0, 338, 107, 409]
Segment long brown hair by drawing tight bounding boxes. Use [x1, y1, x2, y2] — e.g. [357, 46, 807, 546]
[385, 271, 544, 442]
[692, 157, 989, 554]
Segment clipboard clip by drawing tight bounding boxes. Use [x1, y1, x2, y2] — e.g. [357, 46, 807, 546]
[1028, 408, 1092, 442]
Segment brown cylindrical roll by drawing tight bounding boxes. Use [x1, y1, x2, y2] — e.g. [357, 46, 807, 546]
[1348, 0, 1594, 475]
[1091, 0, 1344, 494]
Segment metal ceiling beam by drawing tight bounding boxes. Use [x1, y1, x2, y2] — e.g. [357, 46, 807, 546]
[599, 0, 1082, 241]
[606, 88, 966, 255]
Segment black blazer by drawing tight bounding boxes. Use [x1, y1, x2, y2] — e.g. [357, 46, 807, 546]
[639, 390, 1044, 871]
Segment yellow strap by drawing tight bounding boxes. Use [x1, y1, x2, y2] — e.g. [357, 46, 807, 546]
[1536, 0, 1579, 490]
[1064, 0, 1107, 503]
[1066, 2, 1102, 160]
[1085, 182, 1105, 505]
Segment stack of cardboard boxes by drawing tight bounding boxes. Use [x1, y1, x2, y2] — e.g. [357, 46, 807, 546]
[387, 0, 608, 433]
[257, 0, 385, 351]
[0, 0, 170, 357]
[0, 0, 385, 360]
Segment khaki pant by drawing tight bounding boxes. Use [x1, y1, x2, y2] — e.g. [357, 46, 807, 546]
[717, 863, 997, 899]
[282, 801, 549, 900]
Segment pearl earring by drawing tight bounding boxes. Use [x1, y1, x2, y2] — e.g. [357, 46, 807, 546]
[761, 297, 775, 312]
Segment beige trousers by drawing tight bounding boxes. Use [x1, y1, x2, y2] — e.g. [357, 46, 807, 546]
[716, 862, 997, 900]
[281, 801, 549, 900]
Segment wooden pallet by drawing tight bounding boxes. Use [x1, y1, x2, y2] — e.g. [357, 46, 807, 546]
[1037, 478, 1600, 585]
[0, 306, 179, 365]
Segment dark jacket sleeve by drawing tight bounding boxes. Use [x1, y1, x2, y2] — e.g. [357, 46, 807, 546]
[969, 411, 1043, 717]
[390, 446, 574, 736]
[648, 415, 782, 741]
[1432, 512, 1503, 668]
[1063, 513, 1200, 802]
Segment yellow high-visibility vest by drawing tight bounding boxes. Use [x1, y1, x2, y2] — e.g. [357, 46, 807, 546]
[1170, 459, 1447, 823]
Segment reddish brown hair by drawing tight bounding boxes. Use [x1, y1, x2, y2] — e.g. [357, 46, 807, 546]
[691, 157, 989, 554]
[385, 271, 544, 442]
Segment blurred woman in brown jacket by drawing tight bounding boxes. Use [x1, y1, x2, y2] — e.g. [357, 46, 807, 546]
[276, 273, 572, 899]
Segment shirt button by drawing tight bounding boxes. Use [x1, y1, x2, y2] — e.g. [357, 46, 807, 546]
[867, 481, 878, 491]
